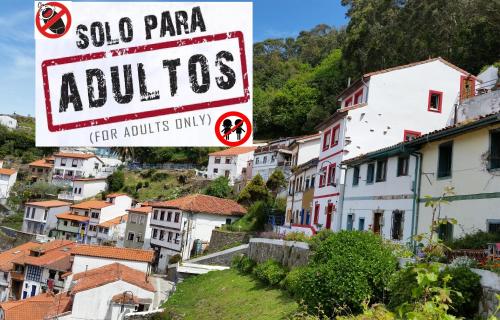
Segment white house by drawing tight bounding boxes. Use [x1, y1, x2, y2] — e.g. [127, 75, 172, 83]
[55, 194, 132, 244]
[58, 263, 156, 320]
[414, 111, 500, 240]
[0, 115, 17, 130]
[251, 138, 293, 181]
[341, 146, 418, 244]
[283, 158, 319, 235]
[96, 214, 128, 245]
[289, 134, 321, 168]
[22, 200, 71, 235]
[310, 57, 478, 234]
[51, 152, 105, 186]
[207, 147, 256, 184]
[149, 194, 247, 272]
[0, 168, 16, 200]
[58, 177, 107, 201]
[28, 157, 54, 183]
[69, 244, 154, 275]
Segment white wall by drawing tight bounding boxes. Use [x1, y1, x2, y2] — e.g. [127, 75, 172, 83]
[417, 124, 500, 238]
[22, 205, 69, 234]
[70, 281, 154, 320]
[74, 180, 107, 199]
[0, 116, 17, 129]
[342, 155, 416, 243]
[206, 151, 254, 184]
[0, 172, 16, 199]
[71, 255, 149, 274]
[53, 156, 102, 178]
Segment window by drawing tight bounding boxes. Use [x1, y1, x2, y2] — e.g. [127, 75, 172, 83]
[322, 129, 331, 151]
[25, 207, 30, 218]
[346, 214, 354, 231]
[437, 142, 453, 178]
[60, 158, 67, 166]
[26, 265, 42, 282]
[224, 170, 230, 178]
[136, 233, 143, 242]
[397, 156, 409, 176]
[225, 157, 231, 164]
[213, 168, 218, 174]
[91, 211, 99, 219]
[174, 212, 180, 223]
[167, 232, 173, 242]
[299, 177, 303, 191]
[327, 164, 336, 186]
[31, 207, 35, 219]
[94, 163, 99, 170]
[331, 125, 340, 147]
[153, 210, 158, 220]
[255, 157, 260, 164]
[152, 228, 158, 239]
[225, 218, 232, 225]
[271, 155, 276, 162]
[263, 156, 267, 164]
[428, 90, 443, 113]
[490, 130, 500, 170]
[128, 232, 135, 241]
[376, 159, 387, 182]
[319, 167, 327, 187]
[437, 222, 453, 242]
[43, 210, 48, 221]
[214, 157, 221, 164]
[305, 177, 310, 189]
[78, 188, 82, 194]
[366, 163, 375, 184]
[354, 89, 363, 104]
[63, 221, 68, 226]
[72, 159, 78, 167]
[352, 166, 360, 186]
[167, 211, 172, 222]
[487, 220, 500, 233]
[160, 211, 165, 220]
[391, 210, 404, 240]
[404, 130, 421, 142]
[310, 176, 315, 189]
[175, 233, 180, 244]
[159, 230, 165, 241]
[344, 97, 353, 108]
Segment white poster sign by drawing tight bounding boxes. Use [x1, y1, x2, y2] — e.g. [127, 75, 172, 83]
[35, 2, 252, 146]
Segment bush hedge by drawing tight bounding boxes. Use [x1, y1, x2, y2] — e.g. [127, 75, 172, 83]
[446, 230, 500, 249]
[232, 254, 256, 274]
[253, 259, 287, 286]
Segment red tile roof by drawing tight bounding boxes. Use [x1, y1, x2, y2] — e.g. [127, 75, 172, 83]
[53, 152, 96, 159]
[25, 200, 71, 208]
[208, 146, 257, 156]
[0, 242, 39, 272]
[0, 168, 16, 176]
[71, 263, 155, 293]
[127, 206, 152, 215]
[28, 158, 53, 168]
[71, 200, 112, 210]
[71, 245, 155, 263]
[153, 194, 247, 216]
[56, 212, 90, 222]
[0, 292, 72, 320]
[98, 214, 128, 228]
[22, 245, 74, 271]
[73, 177, 107, 182]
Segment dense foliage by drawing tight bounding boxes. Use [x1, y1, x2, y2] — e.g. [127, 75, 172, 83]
[266, 170, 287, 195]
[253, 1, 499, 139]
[106, 170, 125, 192]
[0, 122, 56, 163]
[446, 230, 500, 249]
[292, 231, 397, 315]
[203, 176, 232, 198]
[253, 259, 288, 286]
[237, 174, 270, 205]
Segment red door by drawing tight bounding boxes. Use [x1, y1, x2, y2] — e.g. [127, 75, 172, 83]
[313, 204, 320, 225]
[325, 204, 333, 229]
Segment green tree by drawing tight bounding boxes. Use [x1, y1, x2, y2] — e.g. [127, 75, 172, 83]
[266, 170, 287, 195]
[107, 170, 125, 192]
[237, 174, 270, 205]
[204, 176, 232, 199]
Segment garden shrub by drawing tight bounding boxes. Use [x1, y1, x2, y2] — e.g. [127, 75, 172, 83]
[387, 265, 419, 309]
[151, 172, 169, 182]
[168, 254, 182, 264]
[440, 266, 482, 318]
[232, 254, 256, 274]
[308, 229, 334, 251]
[284, 231, 311, 243]
[282, 267, 307, 297]
[446, 230, 500, 249]
[449, 256, 478, 269]
[296, 231, 397, 315]
[253, 259, 287, 286]
[140, 168, 157, 179]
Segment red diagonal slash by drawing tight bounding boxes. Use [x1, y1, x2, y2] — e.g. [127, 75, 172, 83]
[223, 120, 244, 137]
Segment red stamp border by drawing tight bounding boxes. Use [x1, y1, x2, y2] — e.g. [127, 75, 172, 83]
[42, 31, 249, 132]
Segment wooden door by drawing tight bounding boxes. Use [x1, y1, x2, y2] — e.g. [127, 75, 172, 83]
[325, 204, 333, 229]
[373, 211, 382, 235]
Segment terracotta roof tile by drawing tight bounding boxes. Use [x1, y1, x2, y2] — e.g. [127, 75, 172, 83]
[71, 263, 155, 293]
[98, 214, 128, 228]
[71, 244, 154, 263]
[28, 158, 54, 168]
[71, 200, 112, 210]
[23, 246, 74, 271]
[0, 168, 16, 176]
[127, 206, 152, 215]
[0, 292, 72, 320]
[53, 152, 96, 159]
[29, 240, 74, 254]
[209, 146, 256, 156]
[56, 212, 90, 222]
[25, 200, 71, 208]
[0, 242, 39, 272]
[153, 194, 247, 216]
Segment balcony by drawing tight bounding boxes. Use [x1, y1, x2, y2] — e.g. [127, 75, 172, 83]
[150, 236, 181, 251]
[150, 216, 182, 230]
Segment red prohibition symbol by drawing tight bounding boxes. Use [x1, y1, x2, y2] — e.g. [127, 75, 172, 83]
[215, 111, 252, 147]
[36, 2, 72, 39]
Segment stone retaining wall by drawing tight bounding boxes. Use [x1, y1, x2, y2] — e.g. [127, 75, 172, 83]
[473, 268, 500, 318]
[187, 244, 248, 266]
[206, 229, 252, 253]
[247, 238, 310, 269]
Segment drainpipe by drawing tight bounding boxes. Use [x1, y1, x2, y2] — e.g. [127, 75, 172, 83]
[410, 151, 423, 251]
[337, 164, 348, 231]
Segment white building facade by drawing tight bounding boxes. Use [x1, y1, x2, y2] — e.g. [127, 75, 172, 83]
[51, 152, 105, 186]
[251, 138, 293, 181]
[0, 169, 16, 200]
[22, 200, 71, 235]
[58, 178, 107, 201]
[311, 58, 478, 233]
[206, 147, 256, 184]
[0, 116, 17, 129]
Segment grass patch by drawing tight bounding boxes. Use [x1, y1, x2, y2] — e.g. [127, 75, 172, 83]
[0, 212, 24, 230]
[163, 269, 298, 320]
